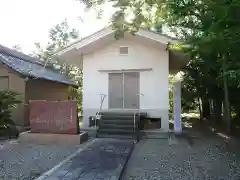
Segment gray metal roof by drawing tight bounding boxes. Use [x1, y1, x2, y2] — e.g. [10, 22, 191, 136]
[0, 44, 76, 86]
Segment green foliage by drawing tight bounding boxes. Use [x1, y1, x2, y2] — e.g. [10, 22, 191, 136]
[78, 0, 167, 34]
[32, 19, 79, 71]
[165, 0, 240, 129]
[68, 78, 83, 112]
[12, 44, 22, 52]
[0, 90, 21, 133]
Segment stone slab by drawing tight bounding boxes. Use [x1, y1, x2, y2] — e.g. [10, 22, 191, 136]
[43, 139, 134, 180]
[29, 100, 78, 134]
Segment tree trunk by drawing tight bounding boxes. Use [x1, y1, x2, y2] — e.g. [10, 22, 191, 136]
[210, 100, 213, 115]
[222, 58, 231, 132]
[202, 97, 210, 119]
[198, 96, 202, 120]
[212, 98, 222, 125]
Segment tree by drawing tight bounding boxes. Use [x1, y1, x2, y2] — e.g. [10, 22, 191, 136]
[32, 19, 83, 111]
[12, 44, 22, 52]
[32, 19, 78, 68]
[32, 19, 79, 75]
[166, 0, 240, 131]
[0, 90, 21, 138]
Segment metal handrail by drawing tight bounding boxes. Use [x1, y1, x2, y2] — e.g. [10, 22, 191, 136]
[99, 93, 107, 112]
[133, 112, 136, 132]
[95, 93, 107, 129]
[134, 93, 144, 141]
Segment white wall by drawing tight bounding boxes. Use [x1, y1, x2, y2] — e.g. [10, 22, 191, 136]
[82, 36, 169, 131]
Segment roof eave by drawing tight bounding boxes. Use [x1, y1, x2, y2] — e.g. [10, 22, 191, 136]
[56, 27, 180, 57]
[27, 76, 78, 87]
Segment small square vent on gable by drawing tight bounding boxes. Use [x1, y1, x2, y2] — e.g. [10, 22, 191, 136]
[119, 46, 129, 55]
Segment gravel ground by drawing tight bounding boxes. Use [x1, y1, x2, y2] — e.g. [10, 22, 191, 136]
[122, 136, 240, 180]
[0, 133, 85, 180]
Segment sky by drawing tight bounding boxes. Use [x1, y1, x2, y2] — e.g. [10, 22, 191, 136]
[0, 0, 114, 54]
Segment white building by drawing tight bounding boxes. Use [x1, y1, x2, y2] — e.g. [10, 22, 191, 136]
[57, 27, 186, 132]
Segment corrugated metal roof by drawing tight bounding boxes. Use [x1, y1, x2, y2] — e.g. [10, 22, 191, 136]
[0, 45, 76, 86]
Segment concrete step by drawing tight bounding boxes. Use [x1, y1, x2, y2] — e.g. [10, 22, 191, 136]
[100, 119, 137, 125]
[99, 124, 135, 130]
[97, 133, 136, 139]
[98, 128, 136, 135]
[101, 115, 136, 120]
[99, 111, 142, 116]
[97, 111, 141, 140]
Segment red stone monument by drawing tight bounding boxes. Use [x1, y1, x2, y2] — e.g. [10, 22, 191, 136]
[29, 100, 79, 134]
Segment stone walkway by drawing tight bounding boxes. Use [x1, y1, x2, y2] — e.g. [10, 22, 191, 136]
[40, 139, 134, 180]
[122, 135, 240, 180]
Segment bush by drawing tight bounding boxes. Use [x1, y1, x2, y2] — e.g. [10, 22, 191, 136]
[0, 90, 22, 138]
